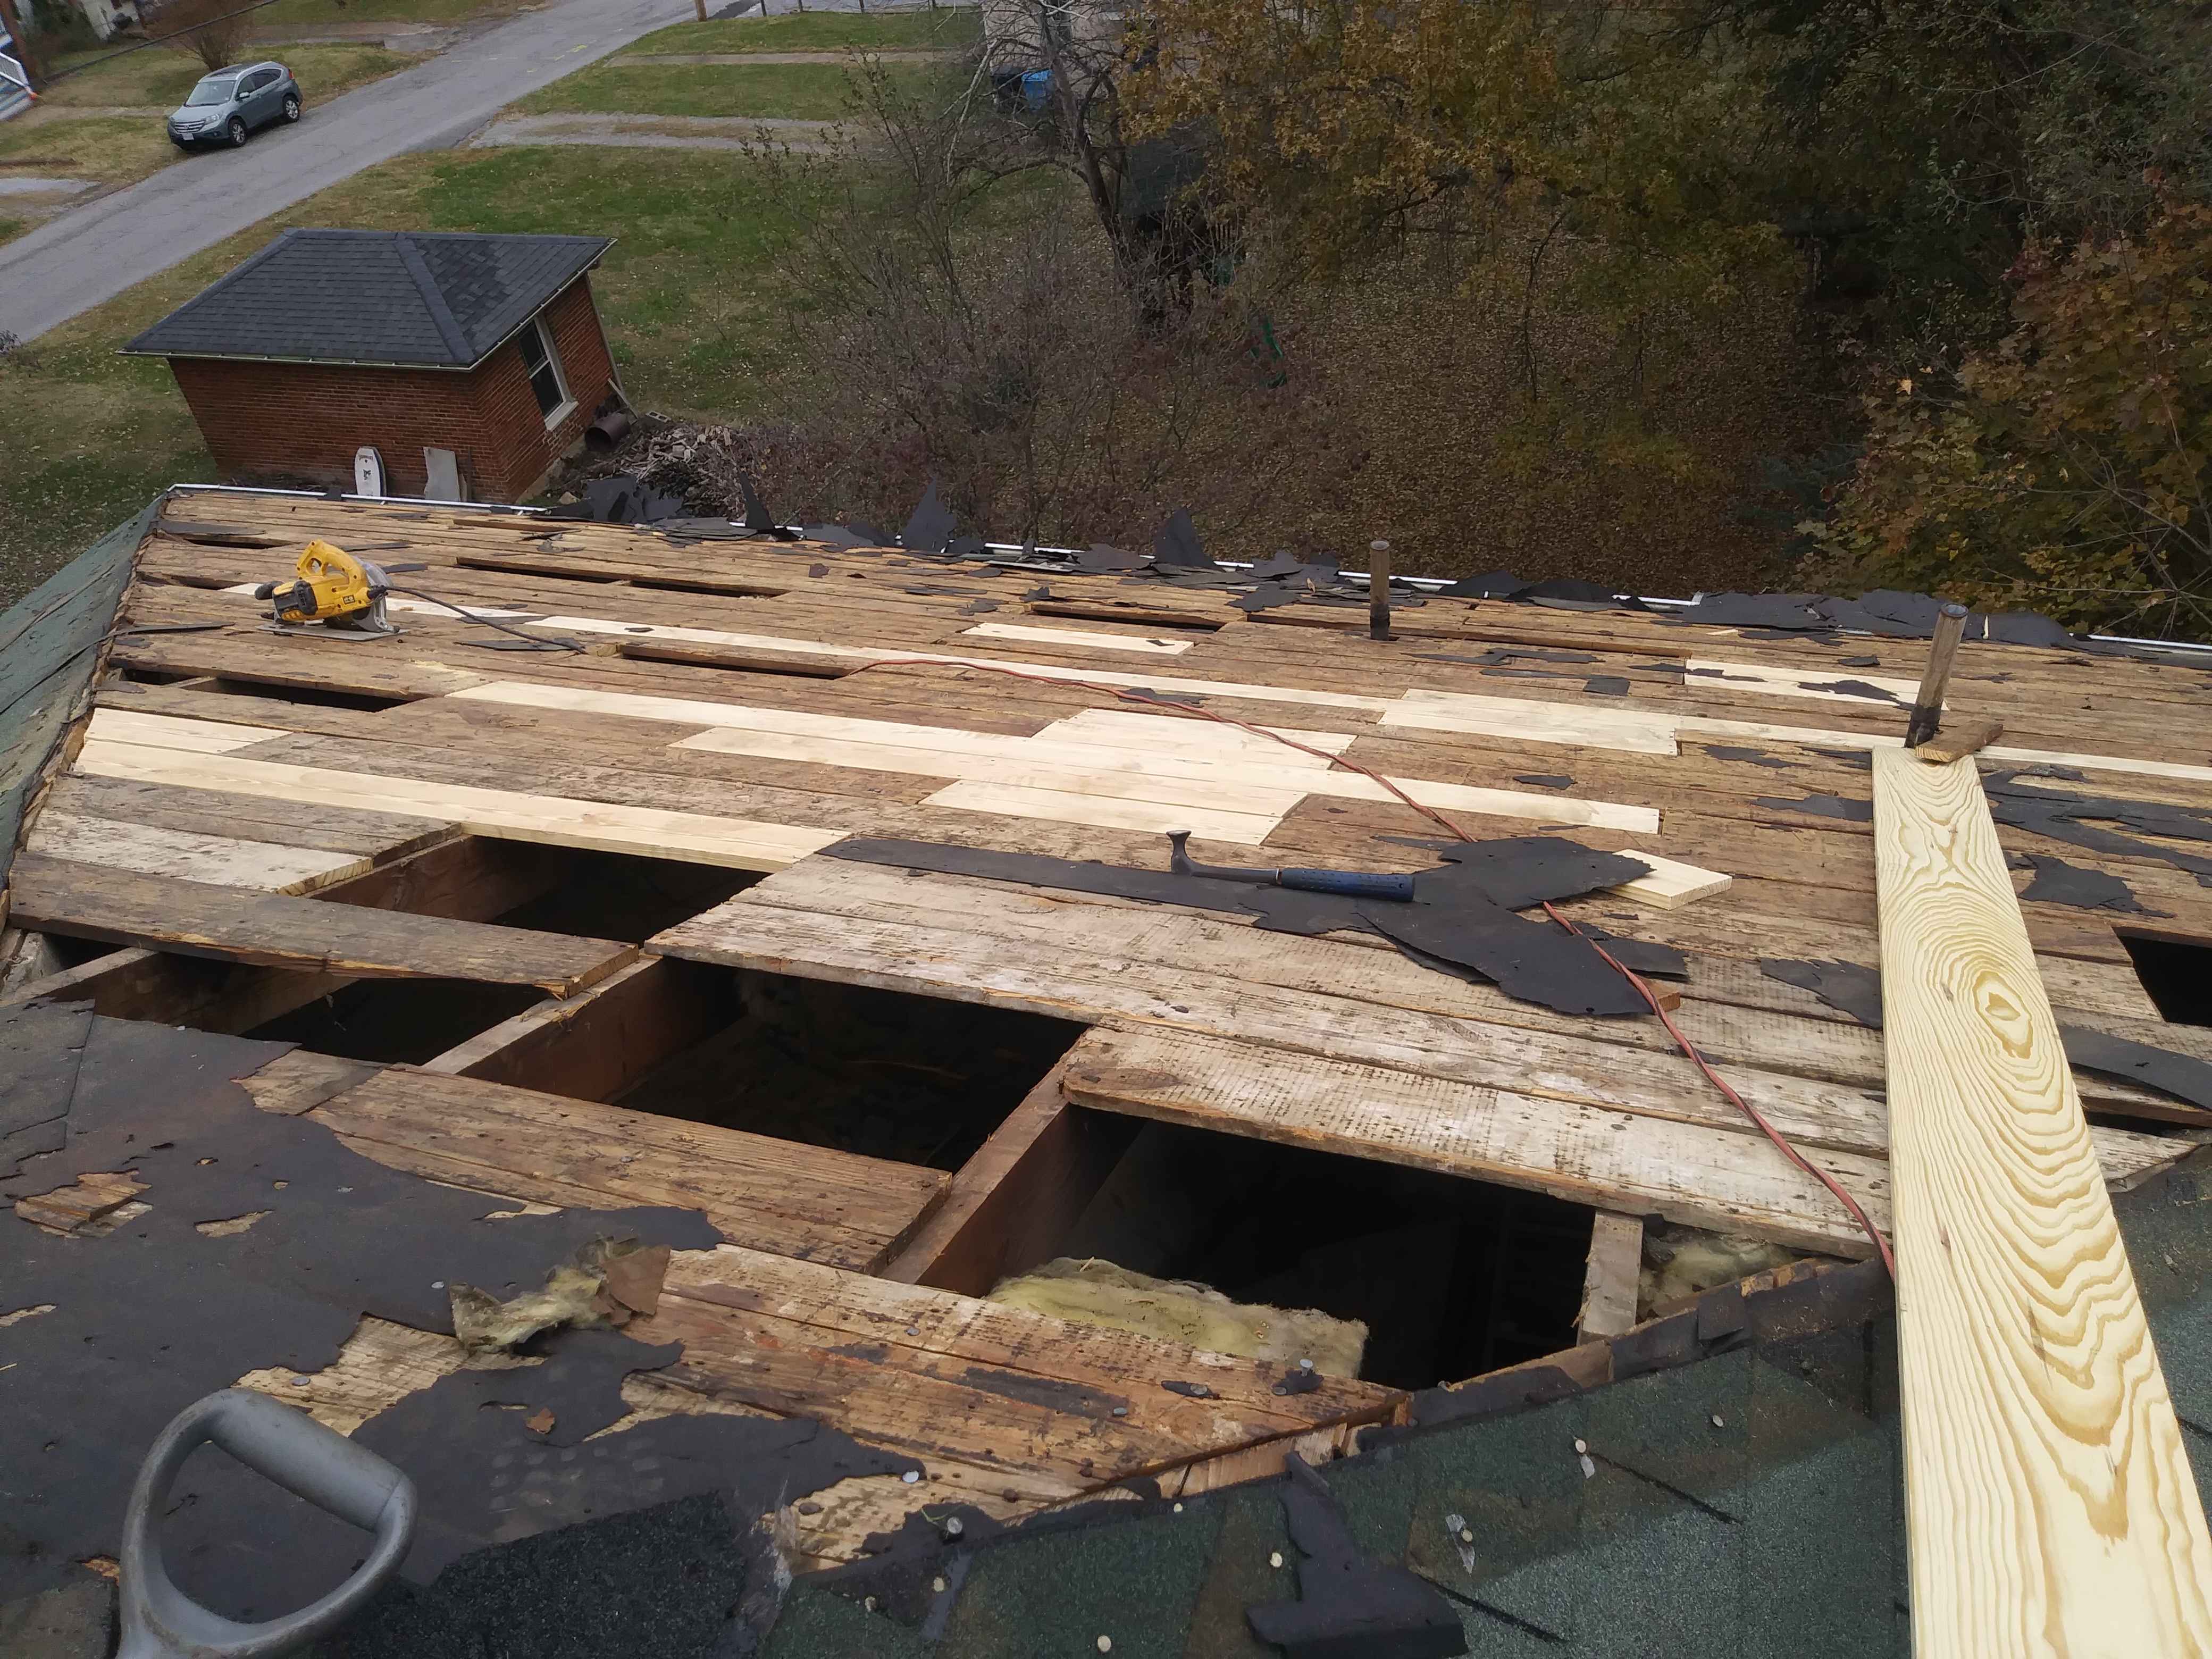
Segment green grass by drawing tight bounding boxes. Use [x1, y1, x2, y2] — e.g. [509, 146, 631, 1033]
[517, 58, 946, 120]
[0, 144, 824, 608]
[253, 0, 522, 26]
[624, 6, 979, 55]
[37, 42, 411, 107]
[0, 115, 177, 193]
[0, 217, 23, 242]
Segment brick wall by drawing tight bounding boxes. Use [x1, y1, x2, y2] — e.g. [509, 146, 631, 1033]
[168, 276, 619, 502]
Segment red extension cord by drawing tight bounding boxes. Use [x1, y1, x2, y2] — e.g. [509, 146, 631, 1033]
[847, 653, 1898, 1276]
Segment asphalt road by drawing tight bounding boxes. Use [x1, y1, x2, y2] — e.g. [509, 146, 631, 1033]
[0, 0, 700, 343]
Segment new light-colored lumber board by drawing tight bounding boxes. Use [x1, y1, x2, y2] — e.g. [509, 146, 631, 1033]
[1684, 657, 1924, 706]
[1872, 747, 2212, 1655]
[84, 705, 291, 753]
[72, 738, 842, 872]
[306, 1067, 951, 1272]
[1607, 849, 1732, 909]
[470, 676, 1661, 833]
[6, 852, 635, 996]
[961, 622, 1195, 655]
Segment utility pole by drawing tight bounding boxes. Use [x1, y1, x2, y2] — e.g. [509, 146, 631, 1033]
[0, 0, 43, 92]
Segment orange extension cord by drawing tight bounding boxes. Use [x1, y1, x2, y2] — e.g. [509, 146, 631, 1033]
[848, 653, 1899, 1277]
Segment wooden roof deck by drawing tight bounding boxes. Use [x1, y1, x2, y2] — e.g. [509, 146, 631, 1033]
[12, 488, 2212, 1564]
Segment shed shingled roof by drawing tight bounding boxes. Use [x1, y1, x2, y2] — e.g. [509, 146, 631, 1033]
[119, 228, 613, 369]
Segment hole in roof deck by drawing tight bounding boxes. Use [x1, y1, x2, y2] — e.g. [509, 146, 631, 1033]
[1005, 1118, 1592, 1391]
[247, 979, 549, 1065]
[612, 969, 1086, 1172]
[188, 678, 410, 714]
[40, 937, 128, 972]
[247, 853, 757, 1065]
[2118, 931, 2212, 1026]
[490, 850, 757, 945]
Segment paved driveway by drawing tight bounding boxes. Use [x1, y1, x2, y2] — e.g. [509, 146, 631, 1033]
[0, 0, 696, 343]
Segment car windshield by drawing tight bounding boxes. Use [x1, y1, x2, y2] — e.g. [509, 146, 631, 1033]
[186, 77, 237, 106]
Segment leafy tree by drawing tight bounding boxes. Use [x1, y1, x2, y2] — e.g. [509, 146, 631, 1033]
[1815, 199, 2212, 637]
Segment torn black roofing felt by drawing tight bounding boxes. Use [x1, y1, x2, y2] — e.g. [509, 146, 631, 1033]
[120, 229, 613, 368]
[1152, 507, 1216, 571]
[1984, 773, 2212, 886]
[0, 1008, 731, 1608]
[1754, 792, 1874, 823]
[544, 475, 686, 525]
[899, 478, 958, 557]
[1244, 1454, 1464, 1658]
[2017, 853, 2154, 913]
[825, 836, 1682, 1018]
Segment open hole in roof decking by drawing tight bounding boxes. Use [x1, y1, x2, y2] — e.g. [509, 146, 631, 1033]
[938, 1111, 1596, 1392]
[2118, 928, 2212, 1027]
[610, 969, 1087, 1172]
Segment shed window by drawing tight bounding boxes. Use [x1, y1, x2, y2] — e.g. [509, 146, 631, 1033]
[517, 317, 572, 425]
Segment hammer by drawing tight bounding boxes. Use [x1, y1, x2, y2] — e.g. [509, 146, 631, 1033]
[1904, 602, 1970, 749]
[1166, 831, 1416, 900]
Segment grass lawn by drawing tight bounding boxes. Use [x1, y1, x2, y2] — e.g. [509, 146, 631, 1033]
[254, 0, 522, 26]
[0, 115, 175, 186]
[622, 6, 979, 55]
[518, 58, 947, 120]
[36, 42, 413, 107]
[0, 144, 821, 608]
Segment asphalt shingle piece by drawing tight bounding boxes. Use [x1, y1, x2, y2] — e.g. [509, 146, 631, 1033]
[933, 1498, 1222, 1657]
[1180, 1487, 1295, 1658]
[760, 1584, 935, 1659]
[1404, 1394, 1589, 1640]
[121, 229, 612, 368]
[1582, 1345, 1753, 1520]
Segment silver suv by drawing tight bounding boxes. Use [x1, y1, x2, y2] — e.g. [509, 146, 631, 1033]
[167, 61, 301, 150]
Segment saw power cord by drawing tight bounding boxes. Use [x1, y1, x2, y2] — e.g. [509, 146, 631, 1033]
[387, 585, 586, 652]
[844, 654, 1899, 1277]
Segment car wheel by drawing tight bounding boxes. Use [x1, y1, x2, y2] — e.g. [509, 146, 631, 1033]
[227, 116, 248, 147]
[282, 93, 301, 122]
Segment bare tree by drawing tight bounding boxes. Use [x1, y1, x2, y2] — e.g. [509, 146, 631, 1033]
[148, 0, 254, 74]
[733, 54, 1352, 551]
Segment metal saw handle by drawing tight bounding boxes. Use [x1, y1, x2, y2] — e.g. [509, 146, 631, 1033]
[118, 1389, 415, 1659]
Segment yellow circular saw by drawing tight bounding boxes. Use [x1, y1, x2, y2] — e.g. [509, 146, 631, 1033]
[253, 541, 426, 639]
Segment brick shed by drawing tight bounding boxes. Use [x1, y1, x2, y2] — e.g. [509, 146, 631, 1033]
[121, 228, 624, 502]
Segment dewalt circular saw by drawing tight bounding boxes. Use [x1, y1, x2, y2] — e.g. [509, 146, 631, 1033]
[254, 541, 426, 640]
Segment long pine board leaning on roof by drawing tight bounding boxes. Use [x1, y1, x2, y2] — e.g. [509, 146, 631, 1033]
[7, 853, 636, 996]
[1871, 748, 2212, 1656]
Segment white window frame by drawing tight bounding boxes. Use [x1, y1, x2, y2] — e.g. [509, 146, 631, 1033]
[519, 316, 574, 430]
